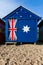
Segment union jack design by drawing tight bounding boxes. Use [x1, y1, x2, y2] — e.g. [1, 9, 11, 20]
[8, 19, 17, 41]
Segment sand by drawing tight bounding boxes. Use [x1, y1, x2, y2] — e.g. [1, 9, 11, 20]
[0, 44, 43, 65]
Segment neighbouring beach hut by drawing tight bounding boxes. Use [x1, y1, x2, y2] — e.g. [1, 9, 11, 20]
[38, 20, 43, 42]
[0, 19, 5, 44]
[2, 6, 41, 43]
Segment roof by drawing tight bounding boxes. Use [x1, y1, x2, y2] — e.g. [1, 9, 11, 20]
[2, 6, 41, 21]
[0, 19, 5, 25]
[38, 20, 43, 27]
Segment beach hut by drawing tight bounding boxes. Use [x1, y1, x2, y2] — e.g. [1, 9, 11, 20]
[2, 6, 41, 43]
[0, 19, 5, 44]
[38, 20, 43, 42]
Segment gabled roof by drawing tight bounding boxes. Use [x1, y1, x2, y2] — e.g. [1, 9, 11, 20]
[38, 20, 43, 27]
[2, 6, 41, 20]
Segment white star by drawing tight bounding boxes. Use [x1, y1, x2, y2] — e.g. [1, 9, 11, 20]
[30, 15, 32, 17]
[22, 25, 30, 33]
[20, 15, 22, 17]
[16, 12, 18, 14]
[21, 8, 22, 11]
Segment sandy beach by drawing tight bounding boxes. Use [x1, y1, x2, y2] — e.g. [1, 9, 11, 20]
[0, 44, 43, 65]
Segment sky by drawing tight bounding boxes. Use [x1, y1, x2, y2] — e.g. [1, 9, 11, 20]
[0, 0, 43, 18]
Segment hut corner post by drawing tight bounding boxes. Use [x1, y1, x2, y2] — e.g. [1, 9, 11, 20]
[34, 42, 36, 45]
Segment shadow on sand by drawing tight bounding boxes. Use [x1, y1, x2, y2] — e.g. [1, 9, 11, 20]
[0, 41, 43, 46]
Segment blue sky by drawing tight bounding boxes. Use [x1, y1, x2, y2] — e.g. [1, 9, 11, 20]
[0, 0, 43, 18]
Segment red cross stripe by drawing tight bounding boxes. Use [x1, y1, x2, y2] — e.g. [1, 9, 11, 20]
[8, 19, 17, 41]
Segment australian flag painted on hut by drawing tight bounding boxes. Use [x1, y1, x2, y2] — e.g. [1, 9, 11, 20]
[2, 6, 41, 42]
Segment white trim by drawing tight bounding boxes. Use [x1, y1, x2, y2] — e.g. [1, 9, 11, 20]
[37, 18, 43, 25]
[37, 19, 42, 25]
